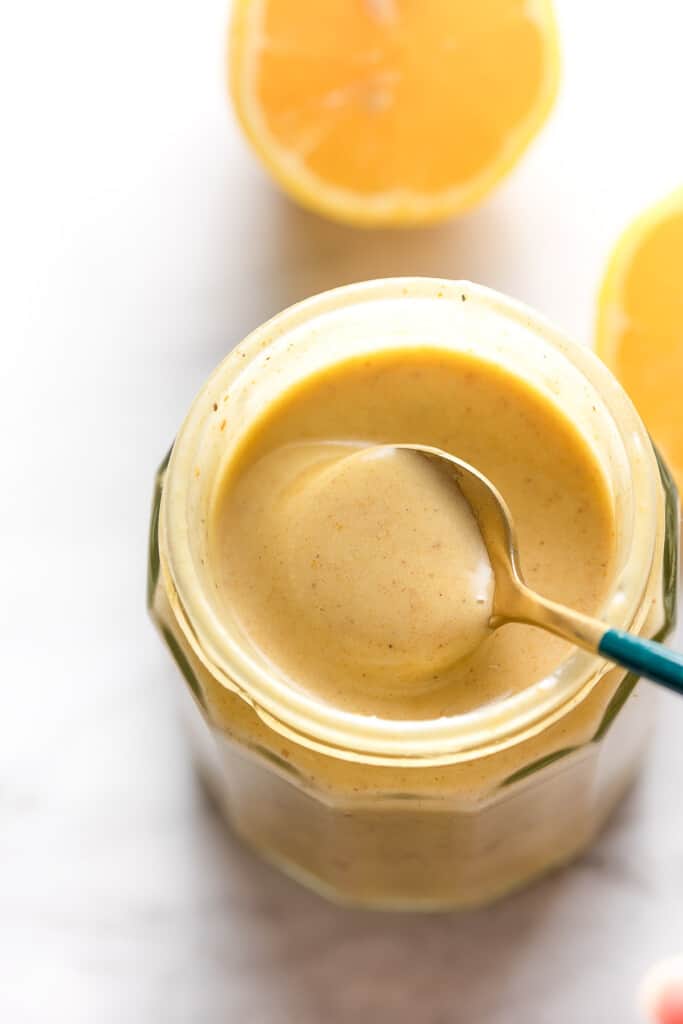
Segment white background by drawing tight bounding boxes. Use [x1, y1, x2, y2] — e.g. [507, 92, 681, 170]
[1, 2, 682, 1021]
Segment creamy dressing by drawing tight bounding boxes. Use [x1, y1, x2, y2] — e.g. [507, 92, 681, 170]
[210, 347, 615, 719]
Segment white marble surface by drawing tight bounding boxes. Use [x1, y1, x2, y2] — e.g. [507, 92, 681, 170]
[1, 1, 682, 1021]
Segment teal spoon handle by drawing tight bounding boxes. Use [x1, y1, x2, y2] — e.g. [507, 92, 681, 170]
[505, 585, 683, 696]
[599, 629, 683, 695]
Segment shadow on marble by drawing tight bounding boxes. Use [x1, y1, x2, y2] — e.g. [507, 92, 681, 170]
[198, 187, 521, 372]
[263, 193, 516, 311]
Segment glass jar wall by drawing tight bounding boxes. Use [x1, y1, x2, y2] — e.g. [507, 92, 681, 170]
[149, 279, 678, 910]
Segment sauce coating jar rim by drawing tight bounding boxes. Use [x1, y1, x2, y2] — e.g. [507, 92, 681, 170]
[159, 278, 661, 766]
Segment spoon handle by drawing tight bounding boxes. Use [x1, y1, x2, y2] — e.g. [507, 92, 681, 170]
[598, 629, 683, 695]
[504, 586, 683, 694]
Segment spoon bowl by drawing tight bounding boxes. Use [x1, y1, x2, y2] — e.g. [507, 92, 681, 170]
[392, 444, 683, 694]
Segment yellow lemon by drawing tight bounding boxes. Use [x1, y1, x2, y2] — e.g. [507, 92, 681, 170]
[596, 188, 683, 489]
[229, 0, 560, 226]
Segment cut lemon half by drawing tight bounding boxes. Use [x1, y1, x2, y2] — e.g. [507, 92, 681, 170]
[229, 0, 560, 227]
[596, 188, 683, 489]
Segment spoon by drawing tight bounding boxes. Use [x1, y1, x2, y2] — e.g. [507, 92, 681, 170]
[394, 444, 683, 694]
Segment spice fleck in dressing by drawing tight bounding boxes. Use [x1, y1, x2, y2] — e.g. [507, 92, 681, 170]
[210, 348, 615, 719]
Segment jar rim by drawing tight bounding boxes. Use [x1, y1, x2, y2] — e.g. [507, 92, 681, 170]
[159, 278, 660, 766]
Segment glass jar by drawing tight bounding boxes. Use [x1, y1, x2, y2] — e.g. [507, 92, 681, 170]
[148, 278, 678, 910]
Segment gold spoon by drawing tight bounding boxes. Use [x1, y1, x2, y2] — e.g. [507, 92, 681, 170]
[393, 444, 683, 693]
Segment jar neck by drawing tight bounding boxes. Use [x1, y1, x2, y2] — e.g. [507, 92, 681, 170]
[160, 278, 661, 767]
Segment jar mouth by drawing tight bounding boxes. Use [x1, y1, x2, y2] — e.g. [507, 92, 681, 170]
[159, 278, 660, 766]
